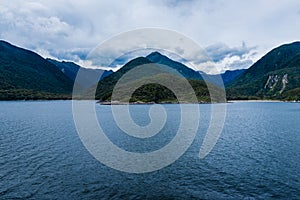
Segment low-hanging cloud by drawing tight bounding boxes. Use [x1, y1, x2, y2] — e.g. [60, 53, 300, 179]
[205, 42, 256, 62]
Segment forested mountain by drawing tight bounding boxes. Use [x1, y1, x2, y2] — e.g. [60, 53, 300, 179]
[95, 53, 225, 103]
[227, 42, 300, 100]
[0, 41, 73, 100]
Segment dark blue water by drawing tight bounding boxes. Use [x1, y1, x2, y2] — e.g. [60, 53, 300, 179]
[0, 101, 299, 199]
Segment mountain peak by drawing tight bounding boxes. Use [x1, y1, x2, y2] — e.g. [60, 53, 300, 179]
[146, 51, 171, 62]
[146, 51, 164, 58]
[146, 51, 202, 80]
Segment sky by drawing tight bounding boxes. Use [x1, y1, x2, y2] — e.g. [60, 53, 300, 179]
[0, 0, 300, 73]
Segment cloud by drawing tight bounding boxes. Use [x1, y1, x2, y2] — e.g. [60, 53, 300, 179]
[48, 48, 90, 62]
[192, 42, 256, 73]
[0, 1, 95, 58]
[205, 42, 256, 62]
[0, 0, 299, 72]
[226, 59, 253, 70]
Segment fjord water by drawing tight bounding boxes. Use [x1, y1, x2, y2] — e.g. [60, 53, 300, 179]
[0, 101, 299, 199]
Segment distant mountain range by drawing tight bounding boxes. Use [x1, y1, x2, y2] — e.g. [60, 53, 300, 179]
[47, 59, 112, 82]
[47, 58, 112, 89]
[0, 40, 299, 101]
[200, 69, 246, 87]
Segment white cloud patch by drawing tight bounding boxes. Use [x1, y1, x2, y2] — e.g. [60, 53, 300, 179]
[198, 42, 257, 73]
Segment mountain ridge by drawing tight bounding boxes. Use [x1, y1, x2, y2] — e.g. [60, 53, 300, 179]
[1, 39, 298, 101]
[47, 58, 112, 89]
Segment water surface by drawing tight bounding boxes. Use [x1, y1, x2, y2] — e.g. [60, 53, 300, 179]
[0, 101, 299, 199]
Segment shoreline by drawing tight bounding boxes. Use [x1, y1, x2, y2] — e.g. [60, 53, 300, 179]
[98, 100, 209, 105]
[0, 99, 298, 104]
[227, 100, 283, 103]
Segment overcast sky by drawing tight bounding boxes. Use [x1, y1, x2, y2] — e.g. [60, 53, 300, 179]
[1, 0, 300, 73]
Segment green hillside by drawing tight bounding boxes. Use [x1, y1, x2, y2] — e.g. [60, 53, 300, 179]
[95, 53, 225, 103]
[227, 42, 300, 101]
[0, 41, 73, 100]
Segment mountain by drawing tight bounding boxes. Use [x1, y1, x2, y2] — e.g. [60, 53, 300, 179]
[47, 58, 112, 81]
[227, 41, 300, 100]
[47, 58, 112, 88]
[200, 69, 246, 87]
[0, 40, 73, 100]
[146, 51, 203, 80]
[95, 57, 153, 100]
[95, 53, 225, 103]
[221, 69, 246, 85]
[146, 52, 244, 86]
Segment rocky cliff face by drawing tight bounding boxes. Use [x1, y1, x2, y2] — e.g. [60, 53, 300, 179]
[280, 74, 288, 94]
[264, 73, 288, 94]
